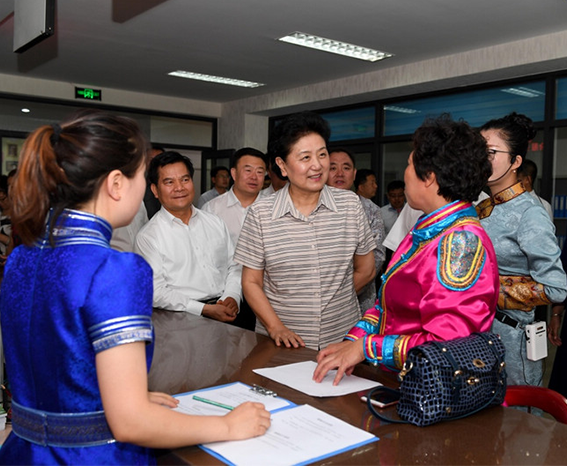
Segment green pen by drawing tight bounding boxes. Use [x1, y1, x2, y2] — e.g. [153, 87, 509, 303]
[192, 395, 235, 411]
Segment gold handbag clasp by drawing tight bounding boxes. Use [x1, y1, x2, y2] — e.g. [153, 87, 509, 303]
[398, 361, 413, 381]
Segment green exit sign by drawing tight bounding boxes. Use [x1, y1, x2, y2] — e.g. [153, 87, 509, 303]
[75, 87, 102, 101]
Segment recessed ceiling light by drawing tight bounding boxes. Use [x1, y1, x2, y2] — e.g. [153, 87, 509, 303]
[501, 87, 544, 98]
[168, 71, 265, 88]
[278, 32, 393, 62]
[384, 105, 419, 114]
[21, 108, 30, 113]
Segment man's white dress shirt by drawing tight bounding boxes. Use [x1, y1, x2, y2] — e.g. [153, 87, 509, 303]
[202, 188, 263, 245]
[196, 187, 222, 208]
[528, 190, 553, 220]
[383, 191, 490, 252]
[380, 203, 401, 235]
[134, 206, 242, 315]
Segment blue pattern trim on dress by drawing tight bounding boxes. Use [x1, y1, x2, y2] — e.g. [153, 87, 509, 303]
[90, 315, 153, 353]
[381, 334, 398, 369]
[354, 320, 379, 335]
[437, 230, 486, 291]
[11, 400, 115, 448]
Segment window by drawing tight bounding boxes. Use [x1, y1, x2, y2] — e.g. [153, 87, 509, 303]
[556, 77, 567, 120]
[321, 107, 375, 141]
[384, 81, 546, 136]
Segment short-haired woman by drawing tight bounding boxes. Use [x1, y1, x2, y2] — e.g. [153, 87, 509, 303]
[314, 115, 499, 384]
[235, 112, 376, 350]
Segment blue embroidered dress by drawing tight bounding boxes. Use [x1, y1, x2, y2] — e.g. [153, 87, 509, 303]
[0, 210, 155, 465]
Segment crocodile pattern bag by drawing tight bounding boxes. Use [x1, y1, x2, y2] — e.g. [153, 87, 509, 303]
[368, 332, 507, 426]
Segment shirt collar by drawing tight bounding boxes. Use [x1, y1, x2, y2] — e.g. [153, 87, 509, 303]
[226, 188, 240, 207]
[159, 204, 197, 225]
[226, 187, 262, 208]
[271, 184, 338, 220]
[412, 200, 477, 242]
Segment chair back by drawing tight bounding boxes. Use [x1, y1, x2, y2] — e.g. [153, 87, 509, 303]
[504, 385, 567, 424]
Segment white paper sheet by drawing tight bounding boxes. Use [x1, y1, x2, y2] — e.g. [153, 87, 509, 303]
[202, 404, 377, 466]
[174, 382, 292, 415]
[253, 360, 381, 397]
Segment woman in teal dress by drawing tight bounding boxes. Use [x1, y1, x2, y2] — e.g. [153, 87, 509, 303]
[477, 112, 567, 386]
[0, 111, 270, 465]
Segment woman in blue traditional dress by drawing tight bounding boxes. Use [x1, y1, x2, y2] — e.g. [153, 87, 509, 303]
[0, 110, 270, 465]
[476, 112, 567, 386]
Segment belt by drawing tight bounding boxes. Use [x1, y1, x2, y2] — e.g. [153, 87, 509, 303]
[495, 310, 524, 330]
[12, 400, 115, 448]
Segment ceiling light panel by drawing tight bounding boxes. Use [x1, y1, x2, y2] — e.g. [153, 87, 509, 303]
[168, 71, 265, 88]
[384, 105, 419, 114]
[501, 87, 544, 98]
[278, 32, 393, 62]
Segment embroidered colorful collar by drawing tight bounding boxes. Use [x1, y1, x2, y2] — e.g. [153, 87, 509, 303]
[415, 200, 472, 230]
[476, 182, 525, 219]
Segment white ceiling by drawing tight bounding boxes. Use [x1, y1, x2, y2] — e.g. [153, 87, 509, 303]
[0, 0, 567, 105]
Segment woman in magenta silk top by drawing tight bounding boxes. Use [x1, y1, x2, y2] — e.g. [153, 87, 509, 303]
[314, 115, 499, 384]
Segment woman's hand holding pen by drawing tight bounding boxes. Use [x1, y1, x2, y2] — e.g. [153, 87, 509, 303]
[225, 402, 271, 439]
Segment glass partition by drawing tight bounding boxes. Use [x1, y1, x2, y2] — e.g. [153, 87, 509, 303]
[557, 77, 567, 120]
[384, 81, 546, 136]
[321, 107, 375, 141]
[381, 141, 411, 206]
[554, 127, 567, 248]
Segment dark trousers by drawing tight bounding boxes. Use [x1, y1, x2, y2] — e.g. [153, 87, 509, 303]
[229, 297, 256, 331]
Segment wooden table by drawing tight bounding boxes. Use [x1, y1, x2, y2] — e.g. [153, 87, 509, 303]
[148, 310, 567, 465]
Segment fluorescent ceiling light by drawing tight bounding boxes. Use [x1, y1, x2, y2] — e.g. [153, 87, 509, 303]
[384, 105, 419, 114]
[278, 32, 393, 62]
[21, 108, 30, 113]
[501, 87, 544, 98]
[168, 70, 265, 88]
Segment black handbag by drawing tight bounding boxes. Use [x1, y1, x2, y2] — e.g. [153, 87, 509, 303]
[367, 332, 507, 426]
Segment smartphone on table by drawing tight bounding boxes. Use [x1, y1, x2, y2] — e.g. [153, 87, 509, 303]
[360, 389, 400, 408]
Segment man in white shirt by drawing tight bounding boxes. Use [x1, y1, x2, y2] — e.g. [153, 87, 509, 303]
[135, 151, 241, 323]
[203, 147, 267, 330]
[203, 147, 267, 245]
[327, 148, 385, 313]
[517, 159, 553, 219]
[196, 166, 230, 208]
[380, 180, 406, 234]
[354, 168, 378, 201]
[261, 157, 288, 196]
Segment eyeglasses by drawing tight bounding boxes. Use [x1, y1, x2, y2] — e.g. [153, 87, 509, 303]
[487, 149, 512, 160]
